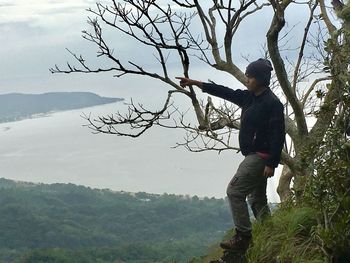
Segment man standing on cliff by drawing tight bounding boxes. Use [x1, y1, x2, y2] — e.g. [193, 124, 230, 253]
[176, 58, 285, 252]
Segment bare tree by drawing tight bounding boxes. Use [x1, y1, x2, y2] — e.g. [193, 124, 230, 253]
[51, 0, 349, 202]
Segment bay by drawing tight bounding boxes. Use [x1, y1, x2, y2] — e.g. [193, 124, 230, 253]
[0, 101, 280, 201]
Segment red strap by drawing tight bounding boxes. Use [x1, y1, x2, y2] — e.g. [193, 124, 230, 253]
[256, 152, 270, 160]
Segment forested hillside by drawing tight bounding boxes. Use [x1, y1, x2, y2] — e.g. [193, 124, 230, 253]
[0, 178, 232, 263]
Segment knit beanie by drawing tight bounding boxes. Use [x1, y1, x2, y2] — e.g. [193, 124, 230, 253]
[245, 58, 273, 87]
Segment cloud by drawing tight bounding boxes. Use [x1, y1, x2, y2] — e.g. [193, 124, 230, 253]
[0, 0, 14, 7]
[0, 0, 90, 25]
[0, 0, 94, 52]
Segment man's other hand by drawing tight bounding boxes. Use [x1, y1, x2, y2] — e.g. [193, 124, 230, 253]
[264, 166, 275, 178]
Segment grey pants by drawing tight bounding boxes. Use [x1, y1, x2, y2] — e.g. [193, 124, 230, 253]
[226, 154, 271, 232]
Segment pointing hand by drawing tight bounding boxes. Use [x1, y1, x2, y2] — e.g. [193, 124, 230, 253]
[175, 77, 202, 88]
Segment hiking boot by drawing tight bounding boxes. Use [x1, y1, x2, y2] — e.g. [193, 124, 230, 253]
[220, 229, 252, 251]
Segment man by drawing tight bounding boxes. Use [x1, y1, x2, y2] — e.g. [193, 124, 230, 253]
[176, 58, 285, 252]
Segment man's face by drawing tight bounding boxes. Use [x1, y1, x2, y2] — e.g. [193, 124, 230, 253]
[245, 74, 258, 92]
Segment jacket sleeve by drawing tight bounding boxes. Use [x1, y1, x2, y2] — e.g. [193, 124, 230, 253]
[202, 83, 249, 107]
[265, 101, 285, 168]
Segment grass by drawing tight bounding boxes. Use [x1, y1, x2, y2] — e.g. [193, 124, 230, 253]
[247, 205, 324, 263]
[191, 205, 326, 263]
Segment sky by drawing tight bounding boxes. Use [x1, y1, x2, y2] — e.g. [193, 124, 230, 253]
[0, 0, 314, 94]
[0, 0, 330, 201]
[0, 0, 282, 94]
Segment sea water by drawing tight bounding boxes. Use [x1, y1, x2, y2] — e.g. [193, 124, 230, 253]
[0, 101, 279, 201]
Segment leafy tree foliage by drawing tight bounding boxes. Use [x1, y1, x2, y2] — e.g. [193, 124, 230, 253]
[301, 3, 350, 261]
[303, 103, 350, 261]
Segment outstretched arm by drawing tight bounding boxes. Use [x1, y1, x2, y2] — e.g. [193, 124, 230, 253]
[176, 77, 248, 107]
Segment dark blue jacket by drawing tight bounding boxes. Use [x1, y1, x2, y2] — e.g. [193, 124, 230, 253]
[202, 83, 285, 168]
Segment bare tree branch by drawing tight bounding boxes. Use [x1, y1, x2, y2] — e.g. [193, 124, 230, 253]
[302, 76, 332, 106]
[267, 0, 309, 137]
[83, 90, 181, 137]
[319, 0, 337, 34]
[292, 0, 319, 93]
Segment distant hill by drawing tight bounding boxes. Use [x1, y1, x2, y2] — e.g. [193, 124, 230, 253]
[0, 178, 232, 263]
[0, 92, 123, 123]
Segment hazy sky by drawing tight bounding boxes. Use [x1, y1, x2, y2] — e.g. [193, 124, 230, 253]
[0, 0, 325, 201]
[0, 0, 314, 94]
[0, 0, 312, 94]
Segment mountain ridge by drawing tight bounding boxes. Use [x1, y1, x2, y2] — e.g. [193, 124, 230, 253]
[0, 92, 123, 123]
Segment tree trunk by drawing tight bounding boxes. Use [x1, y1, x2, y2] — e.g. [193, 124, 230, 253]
[277, 165, 294, 202]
